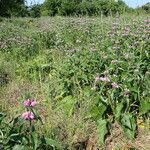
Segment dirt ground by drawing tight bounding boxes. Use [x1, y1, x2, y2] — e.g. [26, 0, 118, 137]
[85, 121, 150, 150]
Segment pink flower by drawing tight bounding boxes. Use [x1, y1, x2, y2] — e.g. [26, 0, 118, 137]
[91, 85, 98, 91]
[95, 76, 110, 82]
[23, 99, 31, 107]
[30, 100, 37, 107]
[123, 89, 130, 97]
[111, 82, 119, 89]
[145, 24, 150, 27]
[23, 99, 37, 107]
[144, 20, 150, 23]
[124, 27, 130, 31]
[21, 111, 35, 120]
[122, 33, 129, 37]
[99, 77, 110, 82]
[95, 77, 100, 81]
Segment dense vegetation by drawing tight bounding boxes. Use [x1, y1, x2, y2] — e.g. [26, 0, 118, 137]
[0, 0, 149, 18]
[0, 14, 150, 149]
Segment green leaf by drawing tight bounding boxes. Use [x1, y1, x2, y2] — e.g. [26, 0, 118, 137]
[98, 102, 107, 118]
[85, 106, 100, 119]
[30, 132, 39, 150]
[114, 102, 124, 120]
[85, 101, 107, 119]
[121, 113, 136, 139]
[45, 138, 63, 150]
[97, 119, 108, 145]
[56, 96, 76, 117]
[139, 100, 150, 115]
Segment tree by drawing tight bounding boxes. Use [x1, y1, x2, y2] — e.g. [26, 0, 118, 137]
[29, 4, 42, 18]
[0, 0, 27, 17]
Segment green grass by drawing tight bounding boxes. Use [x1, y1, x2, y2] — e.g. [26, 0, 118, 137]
[0, 15, 150, 149]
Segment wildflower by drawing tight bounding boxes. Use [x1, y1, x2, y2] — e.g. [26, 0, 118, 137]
[99, 77, 110, 82]
[95, 76, 110, 83]
[21, 111, 35, 120]
[111, 82, 119, 89]
[112, 22, 119, 26]
[145, 24, 150, 27]
[23, 99, 37, 107]
[124, 53, 129, 59]
[103, 70, 109, 74]
[76, 39, 81, 43]
[91, 85, 98, 91]
[124, 27, 130, 31]
[123, 89, 130, 97]
[30, 100, 37, 107]
[144, 19, 150, 23]
[112, 46, 120, 50]
[111, 60, 118, 64]
[90, 48, 97, 52]
[133, 41, 139, 45]
[122, 33, 129, 37]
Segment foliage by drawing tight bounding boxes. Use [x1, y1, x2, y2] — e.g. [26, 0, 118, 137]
[138, 3, 150, 14]
[0, 102, 62, 150]
[0, 0, 28, 17]
[41, 0, 130, 16]
[0, 15, 150, 149]
[29, 4, 42, 18]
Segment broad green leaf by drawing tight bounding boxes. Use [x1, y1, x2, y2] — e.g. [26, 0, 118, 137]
[98, 102, 107, 118]
[45, 138, 63, 150]
[85, 106, 100, 119]
[121, 113, 136, 139]
[139, 100, 150, 115]
[30, 132, 39, 150]
[114, 102, 124, 120]
[85, 102, 106, 119]
[97, 119, 108, 145]
[55, 96, 76, 117]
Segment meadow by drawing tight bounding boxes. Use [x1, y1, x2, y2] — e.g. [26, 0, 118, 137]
[0, 15, 150, 150]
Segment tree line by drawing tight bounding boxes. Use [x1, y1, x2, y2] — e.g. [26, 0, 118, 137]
[0, 0, 149, 18]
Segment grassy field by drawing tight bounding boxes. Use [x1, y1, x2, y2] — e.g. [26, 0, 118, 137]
[0, 15, 150, 150]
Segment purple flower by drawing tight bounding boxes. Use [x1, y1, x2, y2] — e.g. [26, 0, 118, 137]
[91, 85, 98, 91]
[122, 33, 129, 37]
[95, 76, 110, 82]
[144, 20, 150, 23]
[111, 82, 119, 89]
[99, 77, 110, 82]
[123, 89, 130, 97]
[124, 27, 130, 31]
[23, 99, 37, 107]
[23, 99, 31, 107]
[95, 76, 100, 81]
[145, 24, 150, 27]
[30, 100, 37, 107]
[21, 111, 35, 120]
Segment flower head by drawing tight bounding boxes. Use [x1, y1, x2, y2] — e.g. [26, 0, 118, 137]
[21, 111, 35, 120]
[91, 85, 98, 91]
[123, 89, 130, 97]
[111, 60, 118, 64]
[111, 82, 119, 89]
[23, 99, 37, 107]
[99, 77, 110, 82]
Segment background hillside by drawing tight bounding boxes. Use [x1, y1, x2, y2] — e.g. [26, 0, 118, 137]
[0, 0, 149, 18]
